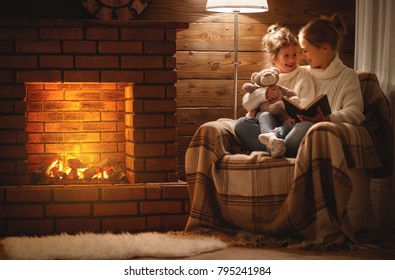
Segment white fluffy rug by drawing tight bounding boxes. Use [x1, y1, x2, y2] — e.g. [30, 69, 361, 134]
[1, 232, 228, 260]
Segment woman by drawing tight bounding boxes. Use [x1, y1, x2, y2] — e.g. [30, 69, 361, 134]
[297, 13, 364, 125]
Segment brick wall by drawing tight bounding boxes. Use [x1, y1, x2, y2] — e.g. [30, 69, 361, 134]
[0, 19, 188, 185]
[0, 183, 190, 236]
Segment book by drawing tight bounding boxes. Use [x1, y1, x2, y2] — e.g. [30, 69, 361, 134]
[282, 94, 331, 121]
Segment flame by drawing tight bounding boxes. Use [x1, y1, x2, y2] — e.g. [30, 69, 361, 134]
[45, 154, 117, 181]
[46, 154, 89, 180]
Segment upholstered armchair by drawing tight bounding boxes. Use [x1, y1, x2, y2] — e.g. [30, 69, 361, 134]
[185, 72, 392, 246]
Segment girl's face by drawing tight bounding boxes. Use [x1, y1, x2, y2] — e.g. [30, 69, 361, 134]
[272, 44, 298, 73]
[298, 36, 333, 69]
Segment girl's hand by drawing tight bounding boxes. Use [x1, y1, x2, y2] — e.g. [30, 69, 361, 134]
[297, 107, 330, 123]
[266, 87, 279, 101]
[249, 108, 259, 118]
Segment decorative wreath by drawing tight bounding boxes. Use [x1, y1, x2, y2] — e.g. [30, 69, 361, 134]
[81, 0, 152, 20]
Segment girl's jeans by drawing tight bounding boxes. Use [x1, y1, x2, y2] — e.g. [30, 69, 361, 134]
[234, 112, 313, 157]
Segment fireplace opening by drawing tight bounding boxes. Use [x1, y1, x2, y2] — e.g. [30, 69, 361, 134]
[26, 82, 130, 184]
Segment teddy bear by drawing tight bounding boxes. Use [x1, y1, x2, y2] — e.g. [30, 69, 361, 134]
[242, 67, 300, 121]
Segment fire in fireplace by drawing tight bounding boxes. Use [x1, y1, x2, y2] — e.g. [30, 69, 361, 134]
[31, 154, 127, 184]
[26, 82, 128, 184]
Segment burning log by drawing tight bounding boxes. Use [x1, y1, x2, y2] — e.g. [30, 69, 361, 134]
[48, 166, 67, 179]
[83, 156, 127, 182]
[31, 166, 46, 184]
[67, 169, 79, 180]
[83, 157, 114, 179]
[109, 170, 128, 183]
[67, 158, 84, 169]
[66, 158, 84, 180]
[82, 166, 101, 180]
[31, 155, 127, 184]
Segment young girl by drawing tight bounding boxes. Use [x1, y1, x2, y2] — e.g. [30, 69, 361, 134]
[297, 13, 364, 125]
[235, 24, 315, 157]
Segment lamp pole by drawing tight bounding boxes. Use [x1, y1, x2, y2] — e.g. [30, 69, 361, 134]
[205, 1, 269, 119]
[233, 10, 239, 119]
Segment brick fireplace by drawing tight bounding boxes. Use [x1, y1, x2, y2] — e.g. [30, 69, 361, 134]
[0, 19, 190, 236]
[26, 81, 129, 183]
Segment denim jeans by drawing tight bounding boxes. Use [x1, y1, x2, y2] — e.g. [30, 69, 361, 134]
[234, 113, 313, 157]
[256, 111, 292, 139]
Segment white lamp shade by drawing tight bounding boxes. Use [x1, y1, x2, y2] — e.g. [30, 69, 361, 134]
[206, 0, 268, 13]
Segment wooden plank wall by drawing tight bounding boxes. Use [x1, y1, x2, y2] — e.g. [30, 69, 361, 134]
[140, 0, 356, 179]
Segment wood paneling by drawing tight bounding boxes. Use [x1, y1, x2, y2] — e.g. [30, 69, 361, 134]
[177, 51, 266, 79]
[140, 0, 356, 179]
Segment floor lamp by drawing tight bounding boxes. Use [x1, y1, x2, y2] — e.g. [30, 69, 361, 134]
[206, 0, 268, 119]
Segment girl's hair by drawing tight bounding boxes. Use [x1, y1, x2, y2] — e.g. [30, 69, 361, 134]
[298, 13, 347, 53]
[261, 24, 298, 67]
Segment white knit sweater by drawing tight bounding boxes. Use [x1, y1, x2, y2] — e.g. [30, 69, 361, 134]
[278, 65, 315, 107]
[306, 55, 365, 125]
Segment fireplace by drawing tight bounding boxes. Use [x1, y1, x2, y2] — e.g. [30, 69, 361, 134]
[26, 82, 129, 184]
[0, 19, 189, 185]
[0, 19, 190, 236]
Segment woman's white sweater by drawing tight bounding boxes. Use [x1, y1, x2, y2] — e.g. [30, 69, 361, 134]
[306, 55, 365, 125]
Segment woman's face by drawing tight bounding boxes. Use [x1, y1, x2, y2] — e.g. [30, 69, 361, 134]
[298, 36, 332, 69]
[272, 44, 298, 73]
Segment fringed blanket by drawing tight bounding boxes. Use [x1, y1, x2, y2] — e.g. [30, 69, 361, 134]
[185, 72, 392, 248]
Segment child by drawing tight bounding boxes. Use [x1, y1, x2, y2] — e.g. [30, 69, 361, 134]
[241, 67, 301, 157]
[235, 24, 315, 157]
[297, 13, 364, 125]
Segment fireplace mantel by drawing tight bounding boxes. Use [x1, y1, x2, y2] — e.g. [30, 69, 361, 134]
[0, 18, 189, 29]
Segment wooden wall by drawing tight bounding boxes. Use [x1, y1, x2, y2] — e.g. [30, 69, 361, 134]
[140, 0, 356, 179]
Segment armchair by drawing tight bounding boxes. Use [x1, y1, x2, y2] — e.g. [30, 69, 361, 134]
[185, 72, 393, 247]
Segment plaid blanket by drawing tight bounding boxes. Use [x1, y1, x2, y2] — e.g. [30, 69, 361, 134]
[185, 73, 392, 247]
[359, 72, 393, 177]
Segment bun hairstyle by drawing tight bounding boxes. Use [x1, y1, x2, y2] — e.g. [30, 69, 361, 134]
[298, 13, 347, 53]
[267, 24, 280, 34]
[261, 24, 298, 67]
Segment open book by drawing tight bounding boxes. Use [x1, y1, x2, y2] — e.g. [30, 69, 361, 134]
[282, 94, 331, 120]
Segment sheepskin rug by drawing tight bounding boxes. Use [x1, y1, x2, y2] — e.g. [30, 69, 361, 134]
[1, 231, 228, 260]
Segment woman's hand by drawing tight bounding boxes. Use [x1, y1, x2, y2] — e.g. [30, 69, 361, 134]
[283, 117, 296, 127]
[297, 107, 330, 123]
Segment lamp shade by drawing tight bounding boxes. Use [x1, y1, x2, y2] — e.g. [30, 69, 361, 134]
[206, 0, 268, 13]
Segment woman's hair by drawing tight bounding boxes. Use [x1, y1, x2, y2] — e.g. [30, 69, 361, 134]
[261, 24, 298, 67]
[298, 13, 347, 53]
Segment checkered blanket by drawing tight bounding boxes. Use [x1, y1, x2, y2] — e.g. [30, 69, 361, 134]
[185, 73, 392, 247]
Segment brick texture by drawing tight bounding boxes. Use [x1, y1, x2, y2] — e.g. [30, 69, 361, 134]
[0, 20, 181, 185]
[0, 183, 189, 237]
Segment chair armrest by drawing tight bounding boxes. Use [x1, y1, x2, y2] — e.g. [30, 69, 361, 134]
[359, 72, 393, 177]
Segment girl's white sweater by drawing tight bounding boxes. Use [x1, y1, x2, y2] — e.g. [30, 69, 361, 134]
[278, 65, 315, 108]
[243, 65, 315, 111]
